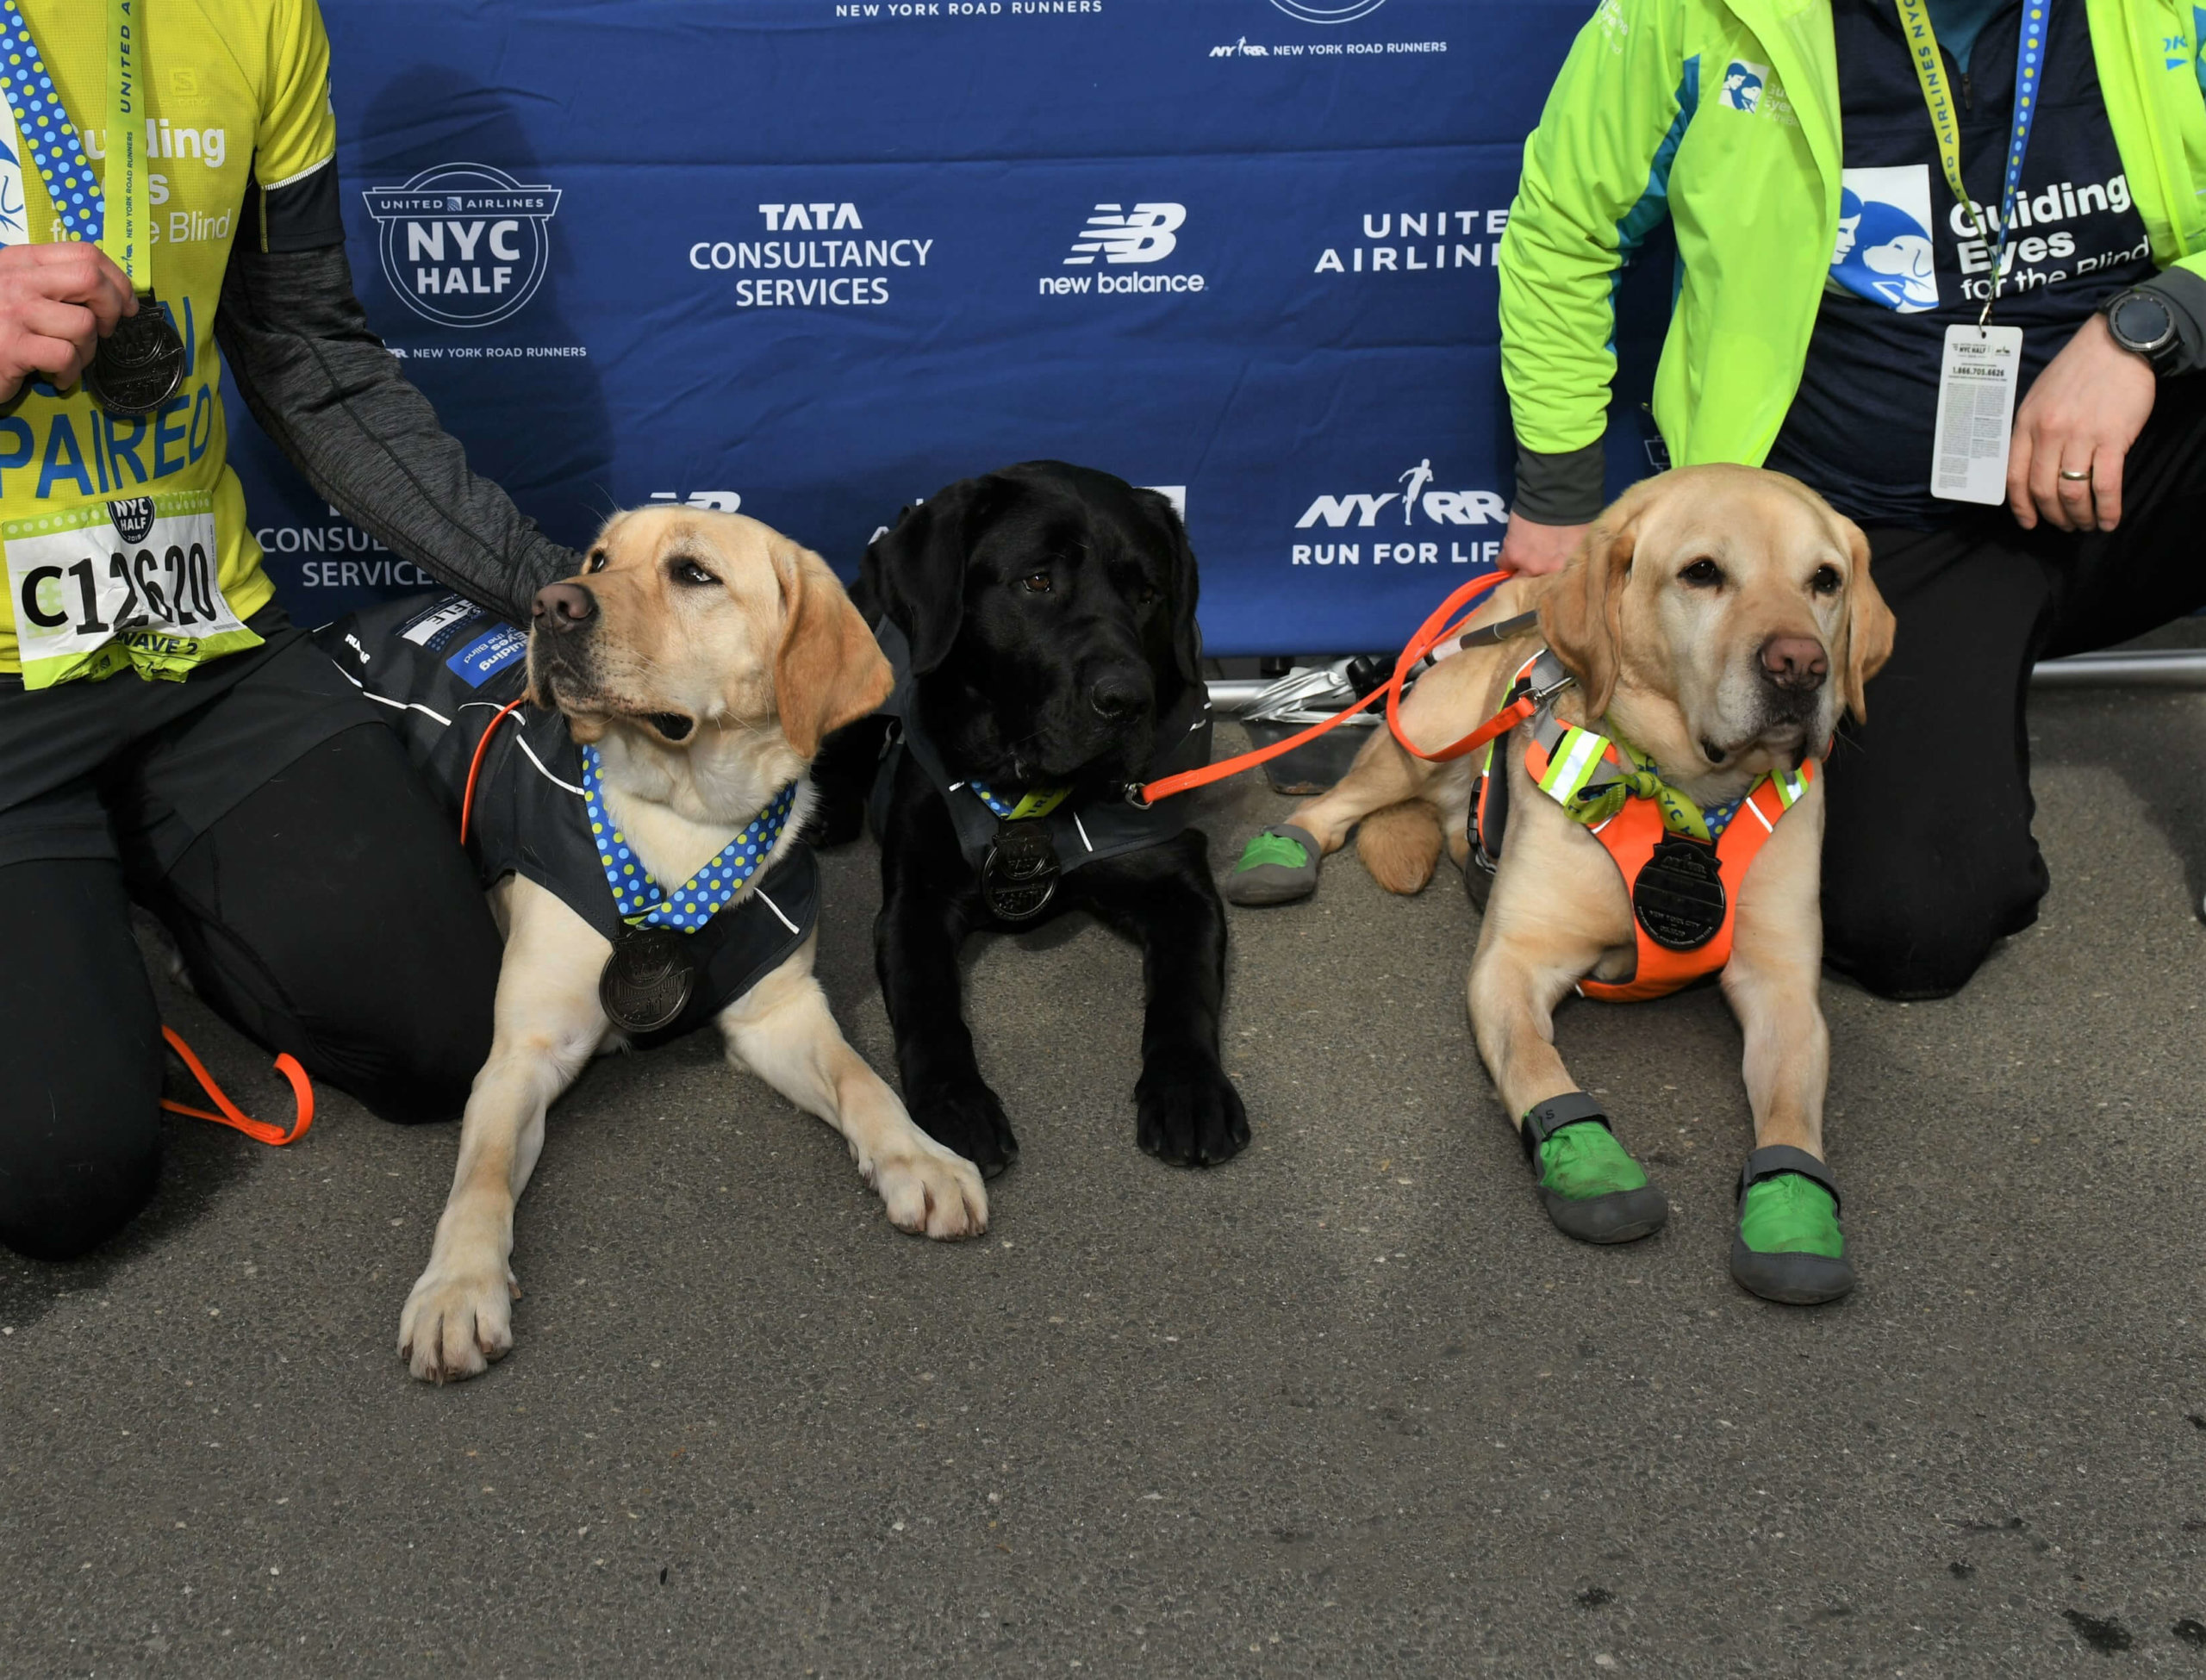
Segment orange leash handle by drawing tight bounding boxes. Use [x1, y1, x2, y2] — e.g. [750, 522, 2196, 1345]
[160, 1027, 315, 1147]
[1137, 569, 1523, 806]
[459, 696, 527, 844]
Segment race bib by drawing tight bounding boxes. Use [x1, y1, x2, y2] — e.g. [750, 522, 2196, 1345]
[5, 490, 261, 688]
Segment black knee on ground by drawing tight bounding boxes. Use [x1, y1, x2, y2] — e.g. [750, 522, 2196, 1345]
[0, 857, 166, 1261]
[290, 1007, 486, 1127]
[1823, 888, 2041, 1001]
[0, 1053, 164, 1261]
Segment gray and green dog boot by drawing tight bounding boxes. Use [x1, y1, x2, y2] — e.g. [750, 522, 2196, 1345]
[1225, 823, 1321, 905]
[1729, 1145, 1855, 1304]
[1520, 1092, 1669, 1245]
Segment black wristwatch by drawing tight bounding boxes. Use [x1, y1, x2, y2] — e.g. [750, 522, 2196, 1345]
[2103, 287, 2183, 376]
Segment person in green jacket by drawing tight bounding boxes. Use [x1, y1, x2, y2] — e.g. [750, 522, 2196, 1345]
[1496, 0, 2206, 1003]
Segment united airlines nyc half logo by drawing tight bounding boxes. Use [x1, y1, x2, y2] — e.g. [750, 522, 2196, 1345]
[364, 163, 563, 328]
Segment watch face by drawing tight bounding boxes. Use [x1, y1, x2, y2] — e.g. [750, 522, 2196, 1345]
[2111, 292, 2174, 352]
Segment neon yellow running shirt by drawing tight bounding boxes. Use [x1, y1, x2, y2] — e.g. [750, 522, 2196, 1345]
[0, 0, 336, 685]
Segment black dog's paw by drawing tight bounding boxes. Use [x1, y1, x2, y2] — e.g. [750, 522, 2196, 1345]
[912, 1079, 1020, 1179]
[1135, 1056, 1250, 1167]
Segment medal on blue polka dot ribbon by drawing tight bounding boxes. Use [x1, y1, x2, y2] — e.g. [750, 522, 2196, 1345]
[966, 781, 1069, 923]
[0, 0, 184, 414]
[583, 744, 798, 1035]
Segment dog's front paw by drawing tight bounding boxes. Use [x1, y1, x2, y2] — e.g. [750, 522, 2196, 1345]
[863, 1134, 989, 1240]
[1136, 1055, 1250, 1167]
[910, 1078, 1020, 1179]
[398, 1260, 520, 1384]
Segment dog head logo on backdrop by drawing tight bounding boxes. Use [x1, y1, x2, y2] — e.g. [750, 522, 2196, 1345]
[363, 163, 563, 328]
[1268, 0, 1389, 20]
[1063, 204, 1187, 265]
[1831, 166, 1938, 313]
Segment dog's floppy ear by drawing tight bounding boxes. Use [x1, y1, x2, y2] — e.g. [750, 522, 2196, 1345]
[1537, 494, 1644, 721]
[1836, 517, 1895, 724]
[772, 538, 894, 761]
[863, 478, 982, 675]
[1133, 488, 1203, 684]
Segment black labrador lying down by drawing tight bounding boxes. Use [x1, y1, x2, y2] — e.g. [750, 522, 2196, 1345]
[814, 460, 1249, 1178]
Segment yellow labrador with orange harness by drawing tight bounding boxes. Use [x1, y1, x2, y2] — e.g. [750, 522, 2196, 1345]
[1226, 467, 1893, 1304]
[322, 508, 988, 1382]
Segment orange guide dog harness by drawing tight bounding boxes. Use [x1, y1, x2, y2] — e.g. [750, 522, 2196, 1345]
[1471, 650, 1815, 1003]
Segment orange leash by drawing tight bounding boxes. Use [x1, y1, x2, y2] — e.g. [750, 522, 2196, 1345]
[1139, 569, 1543, 806]
[459, 696, 528, 844]
[160, 1027, 315, 1146]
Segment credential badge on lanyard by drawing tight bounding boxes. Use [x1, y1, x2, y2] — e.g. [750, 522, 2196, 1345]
[1892, 0, 2048, 502]
[0, 0, 185, 414]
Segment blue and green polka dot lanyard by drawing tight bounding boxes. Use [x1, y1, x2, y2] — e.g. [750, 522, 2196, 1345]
[0, 1, 104, 244]
[580, 745, 795, 931]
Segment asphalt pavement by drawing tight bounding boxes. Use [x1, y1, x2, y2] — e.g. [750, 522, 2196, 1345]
[6, 646, 2206, 1677]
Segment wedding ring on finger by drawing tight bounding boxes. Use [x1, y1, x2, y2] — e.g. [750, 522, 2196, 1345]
[2058, 468, 2093, 482]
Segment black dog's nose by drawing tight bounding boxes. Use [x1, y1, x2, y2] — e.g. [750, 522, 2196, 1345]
[1759, 634, 1828, 692]
[533, 582, 597, 632]
[1090, 674, 1146, 721]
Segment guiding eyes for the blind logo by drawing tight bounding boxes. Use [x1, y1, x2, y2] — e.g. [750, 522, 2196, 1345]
[1833, 166, 1941, 314]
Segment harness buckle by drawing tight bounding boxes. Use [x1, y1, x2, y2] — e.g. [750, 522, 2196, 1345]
[1528, 670, 1577, 712]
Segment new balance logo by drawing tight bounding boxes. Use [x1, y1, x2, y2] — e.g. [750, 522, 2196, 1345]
[1062, 202, 1187, 265]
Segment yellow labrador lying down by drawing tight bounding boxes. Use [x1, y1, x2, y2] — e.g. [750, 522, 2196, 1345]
[322, 509, 986, 1382]
[1227, 467, 1893, 1304]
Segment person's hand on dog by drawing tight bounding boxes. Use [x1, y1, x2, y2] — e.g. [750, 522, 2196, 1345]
[1497, 513, 1589, 576]
[2008, 312, 2156, 535]
[0, 242, 136, 403]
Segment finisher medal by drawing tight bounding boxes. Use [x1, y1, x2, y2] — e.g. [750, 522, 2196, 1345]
[981, 818, 1061, 922]
[84, 296, 186, 416]
[0, 0, 175, 414]
[1632, 835, 1726, 952]
[598, 925, 698, 1036]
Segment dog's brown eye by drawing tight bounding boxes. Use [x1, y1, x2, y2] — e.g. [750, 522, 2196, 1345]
[1018, 572, 1052, 594]
[1810, 564, 1842, 595]
[1136, 585, 1160, 607]
[671, 558, 719, 588]
[1679, 557, 1723, 588]
[584, 551, 608, 575]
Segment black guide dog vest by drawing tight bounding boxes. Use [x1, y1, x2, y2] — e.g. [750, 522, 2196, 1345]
[314, 593, 818, 1048]
[866, 617, 1213, 893]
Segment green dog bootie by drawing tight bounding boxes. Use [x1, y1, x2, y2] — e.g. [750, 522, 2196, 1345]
[1224, 823, 1321, 906]
[1521, 1092, 1669, 1245]
[1729, 1145, 1855, 1305]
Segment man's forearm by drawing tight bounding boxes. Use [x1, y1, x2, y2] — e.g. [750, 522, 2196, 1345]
[215, 242, 580, 625]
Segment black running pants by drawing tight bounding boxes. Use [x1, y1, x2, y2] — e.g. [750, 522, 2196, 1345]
[0, 725, 502, 1260]
[1823, 376, 2206, 999]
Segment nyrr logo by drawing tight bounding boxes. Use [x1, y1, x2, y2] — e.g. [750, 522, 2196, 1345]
[1289, 460, 1507, 569]
[1270, 0, 1388, 20]
[363, 163, 562, 329]
[1063, 203, 1186, 265]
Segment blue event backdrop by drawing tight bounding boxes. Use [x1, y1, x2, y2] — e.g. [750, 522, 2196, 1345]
[232, 0, 1669, 656]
